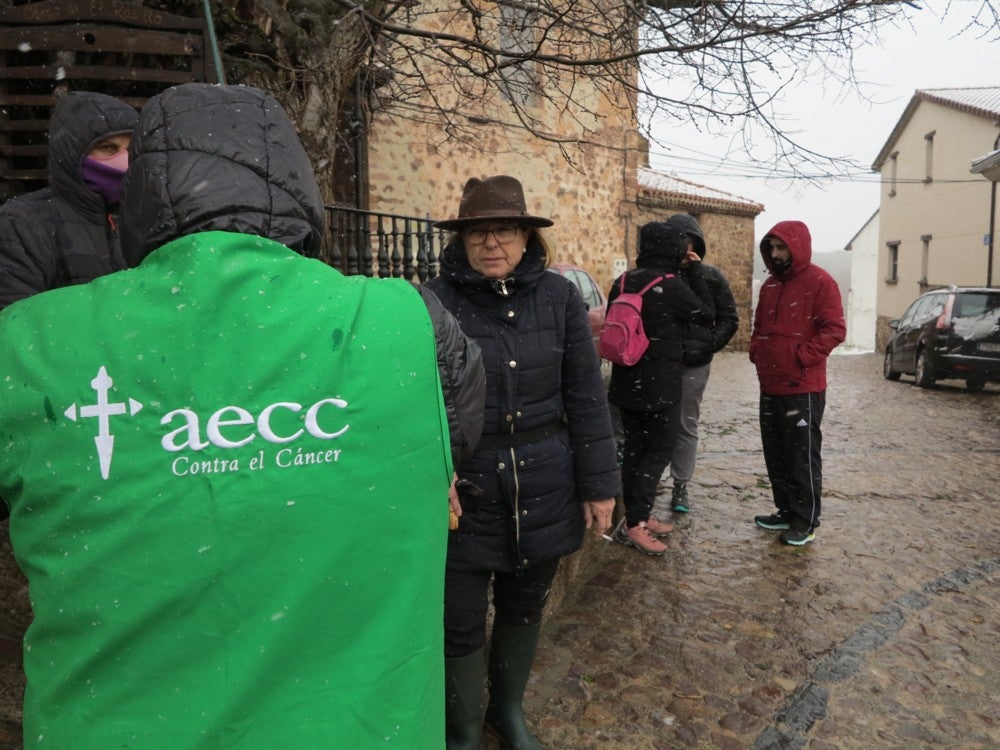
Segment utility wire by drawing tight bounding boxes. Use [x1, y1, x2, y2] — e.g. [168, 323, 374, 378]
[647, 145, 989, 184]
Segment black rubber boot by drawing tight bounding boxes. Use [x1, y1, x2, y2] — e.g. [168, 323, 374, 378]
[485, 621, 543, 750]
[445, 648, 486, 750]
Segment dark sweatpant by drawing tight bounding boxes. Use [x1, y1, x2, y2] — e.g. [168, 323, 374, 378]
[759, 391, 825, 532]
[619, 403, 682, 527]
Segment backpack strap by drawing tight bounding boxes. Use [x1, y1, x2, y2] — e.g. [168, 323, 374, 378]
[619, 272, 674, 296]
[637, 274, 671, 295]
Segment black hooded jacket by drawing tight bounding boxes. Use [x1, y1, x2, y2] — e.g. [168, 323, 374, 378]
[669, 214, 740, 367]
[606, 229, 716, 412]
[118, 83, 484, 467]
[119, 84, 324, 265]
[0, 91, 138, 310]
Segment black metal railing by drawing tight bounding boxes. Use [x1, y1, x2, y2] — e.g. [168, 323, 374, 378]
[323, 204, 449, 282]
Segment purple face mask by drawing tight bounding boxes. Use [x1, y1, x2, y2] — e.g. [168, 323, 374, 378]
[80, 150, 129, 207]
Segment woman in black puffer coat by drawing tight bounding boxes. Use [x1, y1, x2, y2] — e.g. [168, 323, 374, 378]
[607, 219, 715, 556]
[426, 175, 620, 750]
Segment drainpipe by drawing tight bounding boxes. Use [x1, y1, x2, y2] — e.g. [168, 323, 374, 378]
[201, 0, 227, 84]
[989, 176, 996, 287]
[986, 128, 1000, 288]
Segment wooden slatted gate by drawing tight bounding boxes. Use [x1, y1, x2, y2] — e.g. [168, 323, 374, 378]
[0, 0, 220, 201]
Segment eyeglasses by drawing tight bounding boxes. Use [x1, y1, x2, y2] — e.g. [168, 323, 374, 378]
[464, 225, 521, 245]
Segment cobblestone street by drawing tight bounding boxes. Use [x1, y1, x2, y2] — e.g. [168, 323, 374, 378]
[0, 351, 997, 748]
[500, 351, 1000, 750]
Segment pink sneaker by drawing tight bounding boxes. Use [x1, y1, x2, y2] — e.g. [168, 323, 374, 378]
[625, 522, 667, 556]
[645, 517, 674, 537]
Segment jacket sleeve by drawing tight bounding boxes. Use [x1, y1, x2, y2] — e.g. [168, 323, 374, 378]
[0, 213, 57, 312]
[560, 282, 621, 501]
[708, 267, 739, 352]
[414, 285, 485, 467]
[797, 273, 846, 367]
[672, 264, 715, 326]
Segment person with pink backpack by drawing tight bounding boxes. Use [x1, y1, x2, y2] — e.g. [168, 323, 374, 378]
[607, 219, 715, 555]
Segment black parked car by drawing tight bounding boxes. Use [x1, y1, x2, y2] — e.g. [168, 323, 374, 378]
[883, 286, 1000, 391]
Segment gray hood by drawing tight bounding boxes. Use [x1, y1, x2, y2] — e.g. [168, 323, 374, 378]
[119, 83, 325, 266]
[48, 91, 138, 218]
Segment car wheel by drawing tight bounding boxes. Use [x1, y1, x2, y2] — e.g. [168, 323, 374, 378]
[966, 378, 986, 392]
[882, 348, 901, 381]
[914, 350, 935, 388]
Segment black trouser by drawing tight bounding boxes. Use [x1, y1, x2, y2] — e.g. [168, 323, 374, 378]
[759, 391, 825, 531]
[444, 558, 560, 658]
[619, 401, 682, 527]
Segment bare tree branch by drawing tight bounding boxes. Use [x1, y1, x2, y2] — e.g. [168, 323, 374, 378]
[147, 0, 1000, 194]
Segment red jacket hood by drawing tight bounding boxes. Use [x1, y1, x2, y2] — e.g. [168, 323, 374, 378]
[760, 220, 812, 276]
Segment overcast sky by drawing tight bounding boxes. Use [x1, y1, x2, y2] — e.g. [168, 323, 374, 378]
[645, 3, 1000, 253]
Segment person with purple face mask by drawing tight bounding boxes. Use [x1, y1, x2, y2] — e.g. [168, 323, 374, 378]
[0, 91, 138, 311]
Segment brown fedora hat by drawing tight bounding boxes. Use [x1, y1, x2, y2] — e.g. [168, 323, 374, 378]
[434, 175, 554, 230]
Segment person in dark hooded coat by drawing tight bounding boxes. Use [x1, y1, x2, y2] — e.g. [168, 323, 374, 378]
[665, 213, 739, 514]
[750, 220, 845, 546]
[607, 219, 715, 556]
[0, 91, 138, 310]
[426, 174, 620, 750]
[0, 83, 483, 749]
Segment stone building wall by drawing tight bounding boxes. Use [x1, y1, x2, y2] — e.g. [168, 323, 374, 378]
[366, 127, 642, 295]
[362, 2, 643, 295]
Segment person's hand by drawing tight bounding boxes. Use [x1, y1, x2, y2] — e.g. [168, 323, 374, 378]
[582, 498, 616, 537]
[448, 474, 461, 530]
[683, 248, 701, 265]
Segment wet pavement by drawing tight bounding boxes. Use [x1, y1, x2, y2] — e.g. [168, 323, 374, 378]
[485, 351, 1000, 749]
[1, 351, 998, 748]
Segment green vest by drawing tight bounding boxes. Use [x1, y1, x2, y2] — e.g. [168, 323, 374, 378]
[0, 232, 451, 748]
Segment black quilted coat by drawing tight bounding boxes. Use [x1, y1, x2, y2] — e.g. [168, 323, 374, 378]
[606, 257, 716, 412]
[118, 83, 485, 468]
[0, 92, 138, 310]
[426, 238, 621, 572]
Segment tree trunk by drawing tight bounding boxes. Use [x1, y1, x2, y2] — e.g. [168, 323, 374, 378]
[150, 0, 381, 206]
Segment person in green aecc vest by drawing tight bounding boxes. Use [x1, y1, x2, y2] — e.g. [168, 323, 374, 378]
[0, 82, 484, 749]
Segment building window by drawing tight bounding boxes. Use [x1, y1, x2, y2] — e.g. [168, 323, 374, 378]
[923, 131, 935, 183]
[920, 234, 931, 285]
[499, 5, 538, 106]
[887, 241, 900, 283]
[889, 152, 898, 197]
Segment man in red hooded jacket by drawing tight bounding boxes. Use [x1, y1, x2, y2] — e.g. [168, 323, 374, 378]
[748, 221, 845, 545]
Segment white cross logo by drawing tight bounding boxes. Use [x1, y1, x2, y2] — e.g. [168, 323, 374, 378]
[64, 366, 143, 480]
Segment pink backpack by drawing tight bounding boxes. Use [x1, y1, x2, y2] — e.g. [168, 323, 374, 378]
[598, 273, 671, 366]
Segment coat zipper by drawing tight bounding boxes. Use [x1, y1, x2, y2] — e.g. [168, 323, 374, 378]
[510, 445, 523, 565]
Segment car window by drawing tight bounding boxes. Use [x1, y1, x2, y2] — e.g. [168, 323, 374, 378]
[901, 295, 932, 325]
[566, 270, 583, 301]
[926, 294, 946, 320]
[547, 266, 604, 310]
[575, 271, 602, 309]
[909, 294, 942, 322]
[898, 298, 921, 326]
[953, 292, 1000, 319]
